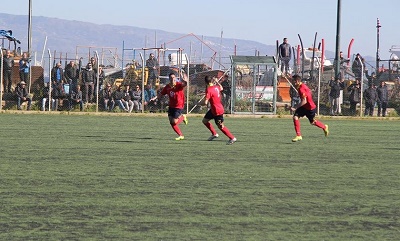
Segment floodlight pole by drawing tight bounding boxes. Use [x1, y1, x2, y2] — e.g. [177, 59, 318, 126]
[0, 49, 3, 110]
[48, 49, 52, 111]
[94, 51, 100, 112]
[28, 0, 33, 94]
[185, 53, 190, 114]
[334, 0, 341, 81]
[360, 63, 364, 117]
[376, 18, 381, 74]
[139, 52, 144, 113]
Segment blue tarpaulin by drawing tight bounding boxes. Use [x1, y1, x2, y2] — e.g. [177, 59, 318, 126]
[0, 30, 21, 44]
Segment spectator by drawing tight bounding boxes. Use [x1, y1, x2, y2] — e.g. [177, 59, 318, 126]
[352, 53, 365, 80]
[376, 81, 388, 117]
[220, 75, 231, 111]
[95, 66, 105, 92]
[90, 57, 98, 74]
[123, 84, 133, 113]
[82, 62, 96, 103]
[146, 53, 159, 85]
[278, 38, 291, 75]
[338, 51, 349, 80]
[363, 84, 378, 116]
[156, 84, 168, 112]
[2, 49, 14, 93]
[41, 82, 50, 111]
[65, 60, 78, 91]
[15, 81, 31, 110]
[19, 52, 30, 85]
[347, 79, 361, 116]
[366, 71, 377, 87]
[289, 84, 300, 115]
[113, 85, 128, 112]
[51, 62, 64, 87]
[50, 82, 60, 111]
[329, 78, 345, 116]
[144, 83, 157, 112]
[55, 81, 68, 111]
[131, 84, 142, 112]
[68, 85, 84, 111]
[102, 83, 114, 112]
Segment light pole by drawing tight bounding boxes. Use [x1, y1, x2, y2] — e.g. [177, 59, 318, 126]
[334, 0, 341, 81]
[28, 0, 33, 93]
[376, 18, 381, 73]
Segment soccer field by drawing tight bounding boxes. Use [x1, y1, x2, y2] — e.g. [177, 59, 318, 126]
[1, 113, 399, 240]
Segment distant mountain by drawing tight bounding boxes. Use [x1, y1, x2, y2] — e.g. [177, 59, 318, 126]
[5, 12, 374, 69]
[0, 13, 278, 66]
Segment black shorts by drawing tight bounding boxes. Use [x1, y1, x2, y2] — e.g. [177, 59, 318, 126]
[294, 107, 316, 123]
[168, 107, 183, 119]
[204, 110, 224, 125]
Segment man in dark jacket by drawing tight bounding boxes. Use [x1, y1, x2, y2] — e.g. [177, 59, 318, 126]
[2, 49, 14, 93]
[15, 81, 31, 110]
[363, 84, 378, 116]
[329, 78, 345, 115]
[113, 85, 127, 112]
[68, 85, 83, 111]
[376, 81, 388, 117]
[146, 53, 159, 86]
[279, 38, 291, 75]
[102, 83, 114, 112]
[51, 62, 64, 86]
[65, 61, 78, 91]
[82, 63, 96, 103]
[352, 53, 365, 80]
[347, 79, 361, 116]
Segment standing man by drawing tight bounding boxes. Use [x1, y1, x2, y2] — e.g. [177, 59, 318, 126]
[376, 81, 388, 117]
[347, 79, 361, 116]
[2, 49, 14, 93]
[363, 84, 378, 116]
[51, 62, 64, 87]
[146, 53, 159, 86]
[65, 60, 78, 91]
[202, 76, 236, 145]
[278, 38, 291, 75]
[352, 53, 364, 80]
[338, 51, 349, 80]
[290, 75, 329, 142]
[19, 52, 30, 85]
[158, 72, 188, 141]
[328, 77, 345, 116]
[82, 62, 96, 103]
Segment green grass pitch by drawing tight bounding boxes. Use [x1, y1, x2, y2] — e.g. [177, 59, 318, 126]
[1, 113, 399, 240]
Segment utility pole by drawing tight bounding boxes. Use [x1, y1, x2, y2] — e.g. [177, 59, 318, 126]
[376, 18, 381, 73]
[334, 0, 341, 81]
[28, 0, 33, 93]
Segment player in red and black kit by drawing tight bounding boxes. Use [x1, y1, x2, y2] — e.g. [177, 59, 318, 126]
[158, 72, 188, 140]
[203, 76, 236, 145]
[290, 74, 329, 142]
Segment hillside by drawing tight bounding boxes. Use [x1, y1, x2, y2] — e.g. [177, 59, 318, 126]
[0, 13, 279, 66]
[3, 13, 380, 71]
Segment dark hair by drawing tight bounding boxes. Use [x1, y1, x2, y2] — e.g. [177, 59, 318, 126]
[292, 74, 301, 81]
[204, 76, 212, 84]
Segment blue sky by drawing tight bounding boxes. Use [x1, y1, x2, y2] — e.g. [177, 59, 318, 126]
[2, 0, 398, 60]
